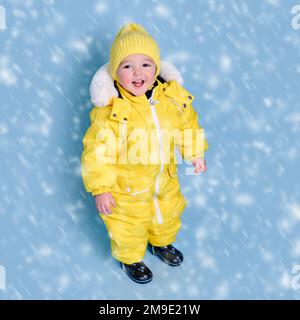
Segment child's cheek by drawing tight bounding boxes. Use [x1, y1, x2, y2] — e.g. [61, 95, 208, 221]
[124, 74, 132, 86]
[119, 72, 131, 86]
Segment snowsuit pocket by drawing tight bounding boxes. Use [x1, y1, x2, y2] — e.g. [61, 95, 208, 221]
[116, 176, 152, 196]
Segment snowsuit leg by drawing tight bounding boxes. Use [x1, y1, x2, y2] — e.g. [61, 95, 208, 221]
[148, 173, 187, 247]
[100, 190, 153, 265]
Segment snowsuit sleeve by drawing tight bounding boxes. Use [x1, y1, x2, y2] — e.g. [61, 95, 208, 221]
[81, 107, 117, 196]
[169, 81, 208, 161]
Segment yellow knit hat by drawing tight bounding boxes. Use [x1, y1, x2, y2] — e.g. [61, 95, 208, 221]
[109, 23, 160, 80]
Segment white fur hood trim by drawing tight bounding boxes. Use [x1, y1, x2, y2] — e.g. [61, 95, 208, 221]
[90, 61, 183, 107]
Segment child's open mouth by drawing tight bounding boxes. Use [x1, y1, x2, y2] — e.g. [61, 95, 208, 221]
[132, 80, 145, 88]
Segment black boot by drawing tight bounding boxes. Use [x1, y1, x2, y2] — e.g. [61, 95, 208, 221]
[121, 261, 153, 284]
[149, 244, 184, 266]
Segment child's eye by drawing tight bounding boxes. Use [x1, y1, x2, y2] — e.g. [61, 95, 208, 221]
[123, 65, 132, 69]
[143, 63, 151, 67]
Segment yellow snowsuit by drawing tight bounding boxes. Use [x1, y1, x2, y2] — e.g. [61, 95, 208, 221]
[81, 68, 208, 264]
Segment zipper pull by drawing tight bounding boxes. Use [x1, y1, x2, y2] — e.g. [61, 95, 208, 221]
[149, 97, 159, 106]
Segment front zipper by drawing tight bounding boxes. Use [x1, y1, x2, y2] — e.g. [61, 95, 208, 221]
[149, 96, 164, 224]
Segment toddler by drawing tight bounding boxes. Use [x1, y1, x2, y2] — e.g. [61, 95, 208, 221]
[81, 23, 208, 284]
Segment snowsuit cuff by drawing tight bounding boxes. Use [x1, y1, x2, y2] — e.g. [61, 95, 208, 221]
[92, 187, 112, 196]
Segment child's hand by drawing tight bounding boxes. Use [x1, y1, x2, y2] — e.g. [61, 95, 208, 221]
[192, 157, 207, 175]
[94, 193, 116, 215]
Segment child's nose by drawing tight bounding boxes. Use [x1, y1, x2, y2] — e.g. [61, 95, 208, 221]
[133, 67, 142, 76]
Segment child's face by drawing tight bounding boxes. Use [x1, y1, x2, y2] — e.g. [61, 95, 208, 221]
[116, 54, 157, 96]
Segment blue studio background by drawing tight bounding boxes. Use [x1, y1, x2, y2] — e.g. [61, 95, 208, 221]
[1, 0, 300, 299]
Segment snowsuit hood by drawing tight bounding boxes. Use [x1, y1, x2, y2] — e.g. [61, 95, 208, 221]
[90, 61, 183, 107]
